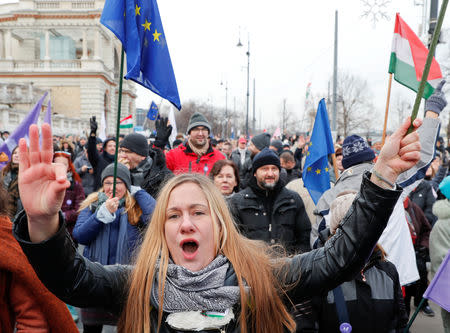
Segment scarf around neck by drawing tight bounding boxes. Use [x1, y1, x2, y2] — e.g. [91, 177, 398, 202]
[151, 255, 242, 313]
[187, 138, 209, 157]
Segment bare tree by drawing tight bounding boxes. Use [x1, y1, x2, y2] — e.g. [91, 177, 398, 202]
[392, 94, 411, 130]
[335, 71, 373, 137]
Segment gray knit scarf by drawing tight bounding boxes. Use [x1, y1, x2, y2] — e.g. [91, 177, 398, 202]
[151, 255, 241, 313]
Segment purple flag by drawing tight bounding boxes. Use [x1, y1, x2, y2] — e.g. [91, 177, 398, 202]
[44, 99, 51, 125]
[423, 249, 450, 312]
[0, 92, 48, 166]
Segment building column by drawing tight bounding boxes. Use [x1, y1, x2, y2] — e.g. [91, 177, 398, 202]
[44, 29, 50, 60]
[94, 28, 100, 59]
[81, 29, 87, 59]
[5, 29, 12, 60]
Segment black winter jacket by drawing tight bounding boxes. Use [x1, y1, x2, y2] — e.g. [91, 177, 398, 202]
[131, 148, 173, 199]
[229, 176, 311, 253]
[409, 180, 437, 226]
[313, 229, 408, 332]
[230, 149, 252, 189]
[87, 136, 115, 191]
[14, 173, 401, 333]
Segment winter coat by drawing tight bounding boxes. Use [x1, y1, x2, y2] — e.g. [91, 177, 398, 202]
[165, 142, 225, 176]
[409, 180, 437, 226]
[430, 199, 450, 277]
[73, 189, 155, 265]
[312, 243, 408, 333]
[87, 135, 115, 191]
[228, 175, 311, 253]
[230, 148, 252, 188]
[1, 166, 22, 218]
[74, 153, 95, 195]
[133, 148, 173, 198]
[61, 180, 85, 237]
[0, 216, 78, 333]
[285, 167, 301, 184]
[14, 172, 402, 333]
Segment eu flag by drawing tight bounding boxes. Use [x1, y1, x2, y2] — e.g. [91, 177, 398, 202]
[302, 99, 335, 204]
[147, 101, 159, 120]
[100, 0, 181, 110]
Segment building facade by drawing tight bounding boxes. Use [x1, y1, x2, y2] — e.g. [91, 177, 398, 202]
[0, 0, 136, 136]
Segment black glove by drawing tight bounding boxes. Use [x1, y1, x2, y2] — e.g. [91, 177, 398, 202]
[154, 117, 172, 149]
[90, 116, 98, 136]
[425, 80, 447, 115]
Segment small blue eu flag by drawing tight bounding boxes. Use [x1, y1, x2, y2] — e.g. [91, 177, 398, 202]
[147, 101, 159, 120]
[100, 0, 181, 110]
[302, 99, 335, 204]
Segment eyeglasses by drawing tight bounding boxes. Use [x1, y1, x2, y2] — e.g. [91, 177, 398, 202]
[191, 127, 209, 133]
[103, 181, 125, 186]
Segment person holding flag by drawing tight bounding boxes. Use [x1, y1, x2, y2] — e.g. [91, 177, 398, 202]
[313, 81, 447, 289]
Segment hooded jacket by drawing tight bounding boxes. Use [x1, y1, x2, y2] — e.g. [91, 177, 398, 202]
[14, 172, 402, 332]
[165, 142, 225, 176]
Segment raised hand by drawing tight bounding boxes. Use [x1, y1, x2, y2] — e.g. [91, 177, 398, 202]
[373, 117, 422, 187]
[19, 123, 70, 242]
[90, 116, 98, 136]
[154, 116, 173, 149]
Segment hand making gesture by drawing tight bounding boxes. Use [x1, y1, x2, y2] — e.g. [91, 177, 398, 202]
[19, 123, 70, 242]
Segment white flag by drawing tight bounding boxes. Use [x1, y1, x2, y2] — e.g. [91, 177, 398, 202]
[168, 106, 177, 147]
[99, 111, 107, 141]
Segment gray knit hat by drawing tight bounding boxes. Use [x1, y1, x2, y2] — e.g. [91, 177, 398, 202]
[101, 163, 131, 190]
[186, 112, 211, 134]
[330, 191, 357, 234]
[251, 133, 271, 151]
[120, 133, 149, 157]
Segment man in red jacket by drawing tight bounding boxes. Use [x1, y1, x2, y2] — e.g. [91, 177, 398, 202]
[165, 112, 225, 175]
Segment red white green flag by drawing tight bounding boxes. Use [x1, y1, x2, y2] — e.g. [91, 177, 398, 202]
[389, 13, 442, 99]
[119, 114, 133, 129]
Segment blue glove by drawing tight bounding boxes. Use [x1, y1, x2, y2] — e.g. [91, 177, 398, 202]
[425, 80, 447, 115]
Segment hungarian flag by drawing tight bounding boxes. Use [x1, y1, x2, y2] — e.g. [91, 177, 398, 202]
[119, 114, 133, 129]
[389, 13, 442, 99]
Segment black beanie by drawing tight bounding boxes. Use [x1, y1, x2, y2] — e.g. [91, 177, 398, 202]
[251, 133, 271, 151]
[101, 163, 131, 190]
[186, 112, 211, 134]
[270, 139, 283, 154]
[252, 148, 281, 173]
[120, 133, 149, 157]
[342, 135, 375, 169]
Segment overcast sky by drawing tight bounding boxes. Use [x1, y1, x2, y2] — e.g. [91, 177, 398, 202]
[3, 0, 450, 132]
[139, 0, 445, 132]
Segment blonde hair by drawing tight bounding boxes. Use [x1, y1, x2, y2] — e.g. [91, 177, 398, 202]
[118, 173, 296, 333]
[78, 189, 142, 226]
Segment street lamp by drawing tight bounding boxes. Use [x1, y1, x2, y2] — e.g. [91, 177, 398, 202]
[237, 34, 250, 139]
[220, 80, 228, 138]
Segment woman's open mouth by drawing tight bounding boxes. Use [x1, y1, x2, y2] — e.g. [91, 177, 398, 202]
[180, 239, 199, 260]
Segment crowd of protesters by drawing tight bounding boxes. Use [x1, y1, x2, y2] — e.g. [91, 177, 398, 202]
[0, 83, 449, 333]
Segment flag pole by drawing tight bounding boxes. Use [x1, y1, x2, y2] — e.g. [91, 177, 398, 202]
[403, 297, 426, 333]
[112, 46, 125, 197]
[382, 73, 393, 145]
[407, 0, 448, 134]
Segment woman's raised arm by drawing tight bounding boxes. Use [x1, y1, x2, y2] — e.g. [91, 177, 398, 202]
[19, 123, 70, 242]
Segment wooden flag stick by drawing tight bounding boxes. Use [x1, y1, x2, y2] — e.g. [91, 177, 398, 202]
[382, 73, 393, 145]
[407, 0, 449, 134]
[331, 153, 339, 180]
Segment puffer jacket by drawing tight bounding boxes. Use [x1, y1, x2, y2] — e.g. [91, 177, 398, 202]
[165, 142, 225, 176]
[14, 172, 401, 333]
[229, 176, 311, 253]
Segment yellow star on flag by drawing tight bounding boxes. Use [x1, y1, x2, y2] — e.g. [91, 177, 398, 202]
[142, 19, 151, 31]
[135, 4, 141, 15]
[153, 29, 162, 42]
[307, 167, 312, 172]
[306, 151, 310, 156]
[315, 169, 321, 174]
[325, 167, 329, 172]
[309, 142, 313, 146]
